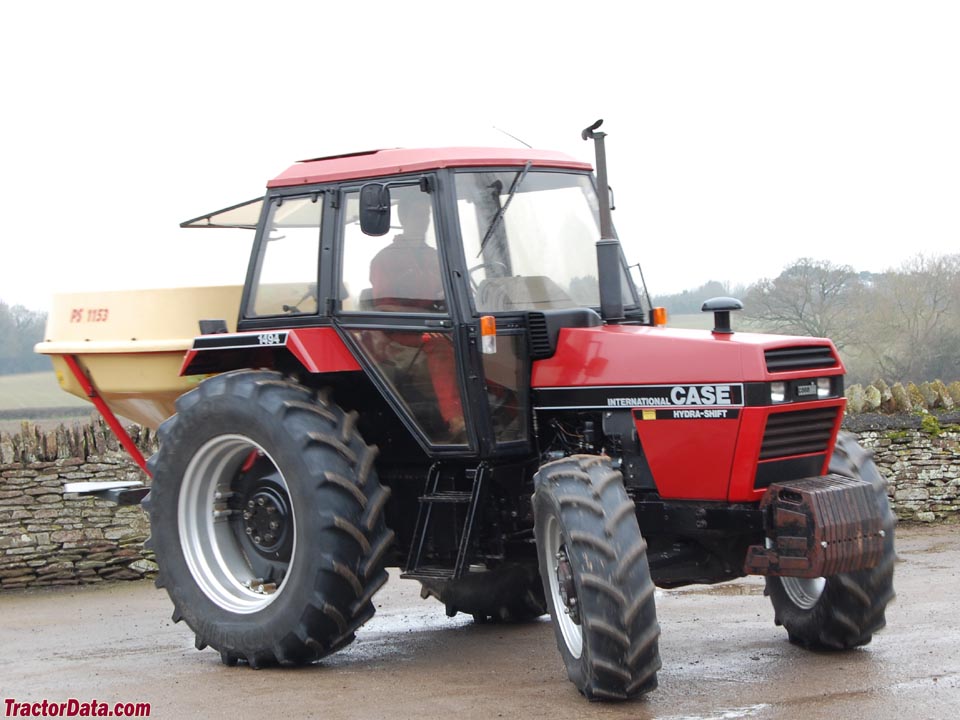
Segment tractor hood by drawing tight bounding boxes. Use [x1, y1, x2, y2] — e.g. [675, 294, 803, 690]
[531, 324, 847, 504]
[531, 324, 844, 389]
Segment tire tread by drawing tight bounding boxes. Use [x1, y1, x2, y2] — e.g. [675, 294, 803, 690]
[146, 370, 390, 668]
[534, 455, 661, 701]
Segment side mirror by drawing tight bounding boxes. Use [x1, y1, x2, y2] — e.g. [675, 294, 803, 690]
[359, 183, 391, 236]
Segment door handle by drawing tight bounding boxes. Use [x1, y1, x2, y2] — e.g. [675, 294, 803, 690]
[424, 319, 452, 328]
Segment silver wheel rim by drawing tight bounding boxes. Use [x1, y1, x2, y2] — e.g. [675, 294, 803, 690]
[178, 434, 296, 614]
[544, 514, 583, 658]
[781, 576, 826, 610]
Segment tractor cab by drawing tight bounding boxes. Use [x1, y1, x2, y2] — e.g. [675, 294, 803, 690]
[344, 163, 649, 456]
[185, 144, 651, 461]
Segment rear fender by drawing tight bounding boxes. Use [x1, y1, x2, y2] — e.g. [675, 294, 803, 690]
[180, 327, 362, 376]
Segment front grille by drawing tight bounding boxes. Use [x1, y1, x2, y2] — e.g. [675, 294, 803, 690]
[760, 407, 839, 460]
[765, 345, 837, 372]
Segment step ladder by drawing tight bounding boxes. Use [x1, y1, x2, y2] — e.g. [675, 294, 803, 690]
[402, 462, 487, 581]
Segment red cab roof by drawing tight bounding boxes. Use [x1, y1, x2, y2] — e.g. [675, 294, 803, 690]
[267, 147, 592, 188]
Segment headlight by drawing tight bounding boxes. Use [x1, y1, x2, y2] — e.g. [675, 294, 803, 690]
[817, 377, 832, 399]
[771, 381, 787, 403]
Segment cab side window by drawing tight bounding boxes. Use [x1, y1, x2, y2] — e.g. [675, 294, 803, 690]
[340, 185, 445, 313]
[247, 195, 322, 317]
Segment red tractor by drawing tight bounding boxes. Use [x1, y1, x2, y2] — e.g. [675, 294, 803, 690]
[72, 121, 897, 700]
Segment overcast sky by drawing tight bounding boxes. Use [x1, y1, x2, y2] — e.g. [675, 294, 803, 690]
[1, 1, 958, 311]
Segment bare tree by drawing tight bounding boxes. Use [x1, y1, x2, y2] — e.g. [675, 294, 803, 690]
[861, 254, 960, 382]
[743, 258, 863, 349]
[652, 280, 733, 314]
[0, 300, 48, 374]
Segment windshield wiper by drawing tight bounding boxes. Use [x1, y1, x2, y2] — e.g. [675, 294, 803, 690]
[477, 161, 531, 258]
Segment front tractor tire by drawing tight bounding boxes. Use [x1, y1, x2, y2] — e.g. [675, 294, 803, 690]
[533, 455, 661, 701]
[766, 432, 897, 649]
[143, 370, 393, 667]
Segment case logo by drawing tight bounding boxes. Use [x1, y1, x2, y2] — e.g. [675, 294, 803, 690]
[606, 384, 743, 407]
[533, 383, 745, 412]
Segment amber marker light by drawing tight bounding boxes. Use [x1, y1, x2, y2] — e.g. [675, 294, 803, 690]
[480, 315, 497, 354]
[652, 307, 668, 327]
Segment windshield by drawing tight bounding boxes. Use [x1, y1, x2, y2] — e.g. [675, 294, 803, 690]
[454, 170, 638, 313]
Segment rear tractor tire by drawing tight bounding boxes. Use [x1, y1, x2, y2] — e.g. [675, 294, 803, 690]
[533, 455, 661, 700]
[765, 432, 896, 649]
[143, 370, 394, 667]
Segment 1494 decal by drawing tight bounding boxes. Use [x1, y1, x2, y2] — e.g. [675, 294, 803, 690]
[257, 332, 283, 345]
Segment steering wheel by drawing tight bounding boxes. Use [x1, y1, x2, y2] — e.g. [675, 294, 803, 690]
[282, 283, 318, 314]
[467, 262, 509, 292]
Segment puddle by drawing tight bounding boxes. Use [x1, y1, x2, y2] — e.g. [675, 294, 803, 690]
[656, 703, 770, 720]
[361, 604, 472, 636]
[666, 582, 765, 597]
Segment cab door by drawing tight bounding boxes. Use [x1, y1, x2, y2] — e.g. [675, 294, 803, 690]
[335, 180, 470, 452]
[446, 171, 533, 458]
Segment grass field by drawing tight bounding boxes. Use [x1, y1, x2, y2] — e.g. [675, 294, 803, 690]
[0, 372, 94, 433]
[665, 313, 716, 331]
[0, 372, 90, 411]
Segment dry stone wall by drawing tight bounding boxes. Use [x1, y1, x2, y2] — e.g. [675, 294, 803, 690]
[1, 416, 958, 591]
[853, 424, 960, 523]
[845, 379, 960, 414]
[0, 418, 155, 590]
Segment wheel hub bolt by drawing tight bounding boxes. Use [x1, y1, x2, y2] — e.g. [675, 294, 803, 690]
[243, 511, 252, 520]
[269, 521, 279, 530]
[247, 500, 255, 509]
[257, 497, 266, 506]
[254, 535, 262, 543]
[264, 533, 274, 544]
[245, 527, 253, 535]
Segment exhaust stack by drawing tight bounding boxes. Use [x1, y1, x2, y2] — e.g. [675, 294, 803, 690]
[582, 119, 624, 322]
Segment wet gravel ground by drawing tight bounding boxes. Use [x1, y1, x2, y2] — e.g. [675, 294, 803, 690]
[1, 524, 957, 720]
